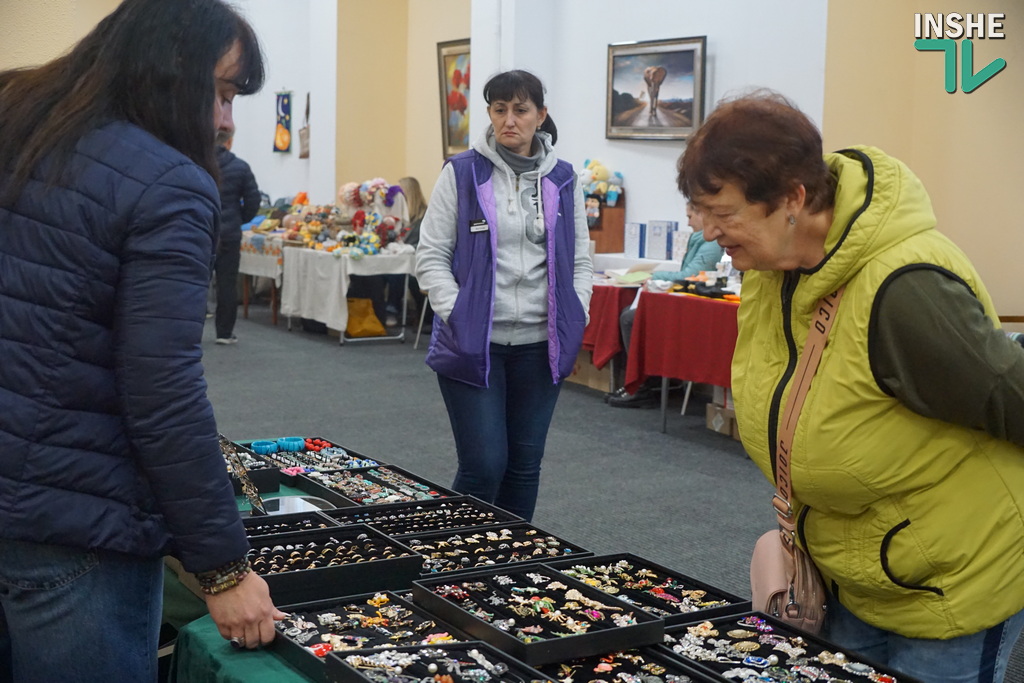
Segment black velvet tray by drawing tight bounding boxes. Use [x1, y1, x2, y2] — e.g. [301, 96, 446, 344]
[272, 591, 471, 683]
[659, 611, 922, 682]
[295, 465, 457, 507]
[237, 436, 383, 485]
[320, 495, 521, 536]
[224, 440, 281, 495]
[543, 554, 750, 625]
[324, 641, 557, 683]
[243, 510, 341, 540]
[535, 645, 718, 683]
[403, 523, 591, 576]
[246, 524, 422, 605]
[412, 566, 664, 666]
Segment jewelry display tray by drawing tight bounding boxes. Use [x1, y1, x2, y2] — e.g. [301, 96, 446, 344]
[236, 436, 382, 486]
[249, 524, 423, 605]
[320, 495, 522, 537]
[294, 465, 459, 508]
[399, 522, 593, 578]
[412, 567, 665, 666]
[272, 591, 472, 683]
[243, 510, 342, 540]
[543, 553, 751, 626]
[227, 440, 281, 495]
[659, 611, 923, 683]
[324, 641, 557, 683]
[535, 645, 719, 683]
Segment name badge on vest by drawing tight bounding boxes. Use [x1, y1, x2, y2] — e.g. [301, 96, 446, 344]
[469, 219, 489, 233]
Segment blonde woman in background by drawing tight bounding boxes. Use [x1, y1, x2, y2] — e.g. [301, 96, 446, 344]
[386, 176, 430, 325]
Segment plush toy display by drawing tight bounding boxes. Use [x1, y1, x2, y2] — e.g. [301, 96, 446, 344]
[580, 159, 623, 206]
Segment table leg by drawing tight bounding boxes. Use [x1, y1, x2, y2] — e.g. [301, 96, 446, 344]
[270, 281, 278, 326]
[608, 357, 618, 394]
[661, 376, 669, 433]
[242, 275, 250, 319]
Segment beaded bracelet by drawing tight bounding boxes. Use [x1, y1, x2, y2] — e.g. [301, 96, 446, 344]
[195, 557, 252, 595]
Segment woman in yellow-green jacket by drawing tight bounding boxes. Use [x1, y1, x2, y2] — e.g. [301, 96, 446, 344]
[677, 91, 1024, 682]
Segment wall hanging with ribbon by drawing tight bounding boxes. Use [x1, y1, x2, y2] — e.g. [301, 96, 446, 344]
[274, 91, 292, 153]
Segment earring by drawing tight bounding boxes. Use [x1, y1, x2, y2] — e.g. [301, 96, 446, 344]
[788, 215, 797, 226]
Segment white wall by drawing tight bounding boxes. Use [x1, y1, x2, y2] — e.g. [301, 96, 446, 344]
[471, 0, 828, 227]
[229, 0, 338, 205]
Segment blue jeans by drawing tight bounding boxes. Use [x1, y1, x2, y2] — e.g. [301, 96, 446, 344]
[825, 597, 1024, 683]
[0, 538, 164, 683]
[437, 341, 562, 521]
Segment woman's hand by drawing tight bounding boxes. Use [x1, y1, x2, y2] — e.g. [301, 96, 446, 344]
[206, 571, 288, 649]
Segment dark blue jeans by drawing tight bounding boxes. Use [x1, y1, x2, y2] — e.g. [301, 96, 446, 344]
[0, 538, 164, 682]
[437, 341, 562, 521]
[825, 597, 1024, 682]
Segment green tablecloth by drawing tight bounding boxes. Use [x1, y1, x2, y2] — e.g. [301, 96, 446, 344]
[167, 483, 318, 682]
[171, 615, 310, 683]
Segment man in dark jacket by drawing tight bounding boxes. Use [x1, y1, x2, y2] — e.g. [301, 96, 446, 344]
[214, 136, 261, 343]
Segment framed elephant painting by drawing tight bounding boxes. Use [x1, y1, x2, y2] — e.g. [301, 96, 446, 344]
[606, 36, 706, 141]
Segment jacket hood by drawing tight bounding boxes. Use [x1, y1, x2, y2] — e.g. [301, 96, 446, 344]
[796, 145, 938, 304]
[473, 125, 558, 178]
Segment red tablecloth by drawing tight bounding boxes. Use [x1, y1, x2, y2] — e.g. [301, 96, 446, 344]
[624, 291, 739, 393]
[581, 284, 640, 368]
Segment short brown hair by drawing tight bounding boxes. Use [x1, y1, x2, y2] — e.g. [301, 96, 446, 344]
[677, 90, 834, 214]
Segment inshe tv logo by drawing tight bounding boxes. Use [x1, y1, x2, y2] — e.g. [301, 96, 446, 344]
[914, 13, 1007, 93]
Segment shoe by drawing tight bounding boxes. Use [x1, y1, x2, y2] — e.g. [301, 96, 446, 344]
[386, 314, 399, 327]
[215, 335, 238, 345]
[608, 387, 658, 408]
[205, 311, 214, 319]
[604, 387, 629, 404]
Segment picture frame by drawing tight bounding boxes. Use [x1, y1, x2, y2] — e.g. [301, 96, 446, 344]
[437, 38, 471, 159]
[606, 36, 707, 141]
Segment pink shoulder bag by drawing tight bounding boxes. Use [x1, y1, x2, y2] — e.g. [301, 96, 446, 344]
[749, 286, 844, 634]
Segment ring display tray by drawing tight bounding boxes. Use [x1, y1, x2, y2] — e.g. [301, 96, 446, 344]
[295, 465, 457, 508]
[324, 641, 557, 683]
[246, 524, 422, 605]
[412, 566, 664, 666]
[402, 523, 591, 576]
[535, 645, 718, 683]
[543, 554, 750, 625]
[321, 495, 521, 537]
[659, 611, 922, 683]
[272, 591, 472, 683]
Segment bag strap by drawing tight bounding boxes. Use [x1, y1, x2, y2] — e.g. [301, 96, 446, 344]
[773, 285, 845, 551]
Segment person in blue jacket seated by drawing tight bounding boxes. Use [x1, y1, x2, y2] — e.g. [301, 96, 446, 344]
[607, 202, 724, 407]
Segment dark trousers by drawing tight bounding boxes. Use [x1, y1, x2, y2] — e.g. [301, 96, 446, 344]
[214, 239, 241, 339]
[436, 342, 562, 521]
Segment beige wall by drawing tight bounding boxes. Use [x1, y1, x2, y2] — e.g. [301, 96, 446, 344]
[0, 0, 120, 69]
[823, 0, 1024, 316]
[335, 0, 409, 189]
[404, 0, 471, 198]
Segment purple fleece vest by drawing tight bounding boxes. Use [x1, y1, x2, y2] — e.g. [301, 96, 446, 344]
[425, 150, 586, 388]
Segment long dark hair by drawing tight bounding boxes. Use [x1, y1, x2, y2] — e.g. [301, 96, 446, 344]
[483, 70, 558, 145]
[0, 0, 264, 204]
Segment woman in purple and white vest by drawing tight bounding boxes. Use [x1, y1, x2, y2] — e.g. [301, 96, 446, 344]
[416, 70, 593, 521]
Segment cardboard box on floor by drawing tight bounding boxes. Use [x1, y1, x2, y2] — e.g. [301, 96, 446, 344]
[706, 403, 741, 441]
[567, 350, 612, 393]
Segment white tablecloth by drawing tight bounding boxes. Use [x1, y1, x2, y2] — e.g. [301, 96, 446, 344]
[280, 248, 416, 332]
[239, 230, 284, 285]
[592, 252, 676, 273]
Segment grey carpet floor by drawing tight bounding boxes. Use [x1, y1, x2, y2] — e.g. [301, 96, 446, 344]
[204, 303, 1023, 680]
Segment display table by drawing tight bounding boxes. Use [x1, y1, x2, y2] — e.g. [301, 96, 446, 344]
[239, 230, 285, 325]
[172, 615, 308, 683]
[167, 483, 318, 682]
[624, 292, 739, 432]
[581, 284, 639, 369]
[592, 253, 675, 273]
[280, 248, 415, 344]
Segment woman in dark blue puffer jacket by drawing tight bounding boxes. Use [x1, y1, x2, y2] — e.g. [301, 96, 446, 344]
[0, 1, 285, 678]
